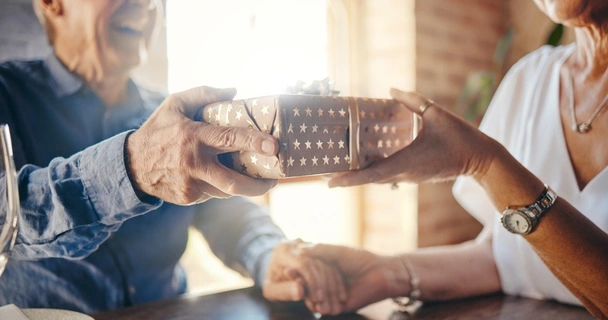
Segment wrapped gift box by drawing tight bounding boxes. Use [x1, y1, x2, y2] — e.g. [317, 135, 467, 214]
[198, 95, 417, 179]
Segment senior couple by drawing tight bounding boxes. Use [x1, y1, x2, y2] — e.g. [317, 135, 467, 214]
[0, 0, 606, 318]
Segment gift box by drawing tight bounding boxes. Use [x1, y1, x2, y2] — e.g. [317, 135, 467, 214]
[198, 95, 417, 179]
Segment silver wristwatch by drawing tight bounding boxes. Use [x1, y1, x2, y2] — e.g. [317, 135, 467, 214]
[500, 185, 557, 235]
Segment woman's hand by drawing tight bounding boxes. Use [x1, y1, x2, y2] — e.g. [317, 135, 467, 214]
[328, 88, 504, 187]
[297, 243, 409, 314]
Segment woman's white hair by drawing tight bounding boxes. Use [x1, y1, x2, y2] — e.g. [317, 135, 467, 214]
[32, 0, 54, 43]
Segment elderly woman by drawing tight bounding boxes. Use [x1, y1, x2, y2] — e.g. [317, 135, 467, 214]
[294, 0, 608, 318]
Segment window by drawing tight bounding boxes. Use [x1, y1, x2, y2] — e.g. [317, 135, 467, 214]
[167, 0, 329, 98]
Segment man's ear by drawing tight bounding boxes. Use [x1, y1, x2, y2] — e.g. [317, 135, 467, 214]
[39, 0, 64, 18]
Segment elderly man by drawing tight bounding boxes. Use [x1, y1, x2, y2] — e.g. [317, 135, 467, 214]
[0, 0, 345, 316]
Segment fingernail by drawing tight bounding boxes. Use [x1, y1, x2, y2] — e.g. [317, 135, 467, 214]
[327, 180, 341, 188]
[262, 139, 276, 155]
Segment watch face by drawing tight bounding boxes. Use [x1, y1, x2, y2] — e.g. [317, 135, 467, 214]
[502, 209, 532, 234]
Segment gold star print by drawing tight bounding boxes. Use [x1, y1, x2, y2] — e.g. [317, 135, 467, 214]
[391, 126, 397, 134]
[323, 125, 329, 133]
[312, 124, 318, 133]
[379, 111, 385, 118]
[339, 109, 346, 117]
[261, 105, 270, 115]
[254, 173, 262, 178]
[288, 123, 294, 133]
[395, 138, 401, 147]
[252, 99, 258, 107]
[227, 104, 233, 112]
[386, 140, 392, 148]
[236, 110, 243, 120]
[293, 139, 301, 150]
[333, 155, 340, 164]
[312, 156, 319, 166]
[328, 139, 335, 149]
[293, 108, 300, 116]
[334, 125, 341, 133]
[382, 126, 388, 134]
[374, 124, 380, 133]
[338, 140, 345, 149]
[263, 164, 271, 171]
[300, 157, 307, 166]
[300, 123, 307, 133]
[215, 112, 221, 122]
[207, 108, 213, 118]
[251, 155, 258, 164]
[370, 112, 375, 119]
[323, 155, 330, 165]
[305, 107, 312, 116]
[317, 108, 324, 117]
[328, 109, 335, 117]
[262, 124, 268, 132]
[288, 157, 295, 167]
[344, 155, 350, 163]
[360, 110, 366, 119]
[305, 141, 312, 149]
[378, 140, 383, 148]
[316, 140, 323, 149]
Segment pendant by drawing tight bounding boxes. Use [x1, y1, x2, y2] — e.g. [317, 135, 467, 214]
[577, 123, 591, 133]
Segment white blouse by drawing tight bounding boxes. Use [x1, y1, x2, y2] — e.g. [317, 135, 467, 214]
[453, 43, 608, 306]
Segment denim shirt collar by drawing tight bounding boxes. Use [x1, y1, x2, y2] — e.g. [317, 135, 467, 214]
[45, 53, 84, 98]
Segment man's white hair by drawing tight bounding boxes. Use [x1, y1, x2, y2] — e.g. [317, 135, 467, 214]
[32, 0, 54, 43]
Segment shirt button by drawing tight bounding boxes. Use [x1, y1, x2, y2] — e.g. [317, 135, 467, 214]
[129, 286, 136, 295]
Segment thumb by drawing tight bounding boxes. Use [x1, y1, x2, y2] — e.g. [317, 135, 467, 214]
[170, 86, 237, 118]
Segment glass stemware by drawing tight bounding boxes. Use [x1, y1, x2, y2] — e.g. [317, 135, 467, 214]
[0, 124, 19, 276]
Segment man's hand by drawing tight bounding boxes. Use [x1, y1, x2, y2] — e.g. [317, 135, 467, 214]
[126, 86, 280, 205]
[263, 239, 347, 316]
[298, 243, 409, 314]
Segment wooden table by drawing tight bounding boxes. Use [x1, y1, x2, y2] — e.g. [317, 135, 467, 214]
[92, 287, 595, 320]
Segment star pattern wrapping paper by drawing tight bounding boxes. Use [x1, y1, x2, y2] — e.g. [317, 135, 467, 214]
[198, 95, 415, 179]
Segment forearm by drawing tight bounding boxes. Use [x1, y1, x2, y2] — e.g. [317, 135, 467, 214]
[478, 146, 608, 318]
[194, 197, 286, 285]
[390, 235, 500, 301]
[8, 132, 161, 259]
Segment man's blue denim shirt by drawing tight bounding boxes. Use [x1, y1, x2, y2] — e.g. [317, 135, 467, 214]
[0, 54, 285, 313]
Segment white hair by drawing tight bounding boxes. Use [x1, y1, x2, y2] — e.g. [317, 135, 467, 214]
[32, 0, 54, 43]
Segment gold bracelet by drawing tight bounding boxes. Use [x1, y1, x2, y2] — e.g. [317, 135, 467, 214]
[392, 258, 422, 312]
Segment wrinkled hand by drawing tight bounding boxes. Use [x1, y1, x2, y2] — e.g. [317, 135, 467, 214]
[263, 239, 347, 316]
[328, 88, 502, 187]
[126, 86, 279, 205]
[298, 243, 407, 314]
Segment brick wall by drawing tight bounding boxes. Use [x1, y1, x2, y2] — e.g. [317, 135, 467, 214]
[414, 0, 508, 246]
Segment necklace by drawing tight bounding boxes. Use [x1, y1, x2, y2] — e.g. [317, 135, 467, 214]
[565, 69, 608, 133]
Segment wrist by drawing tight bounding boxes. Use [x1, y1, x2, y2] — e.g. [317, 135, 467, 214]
[124, 131, 151, 199]
[474, 143, 545, 211]
[382, 255, 412, 298]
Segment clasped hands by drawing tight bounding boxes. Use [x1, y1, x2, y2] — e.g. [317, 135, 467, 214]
[263, 239, 411, 316]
